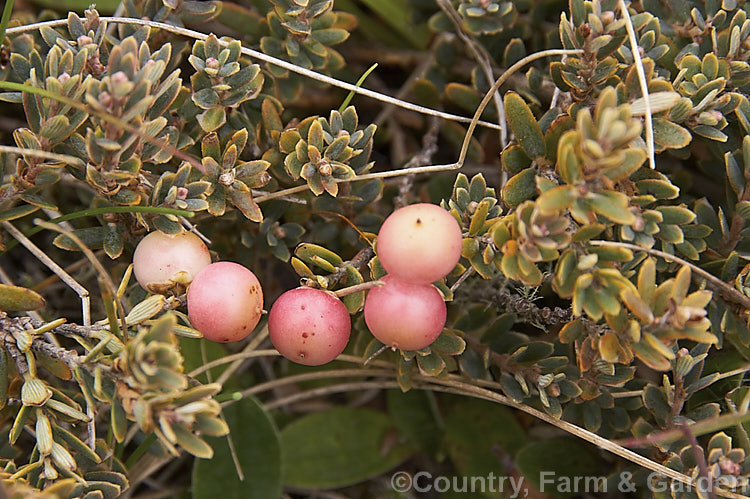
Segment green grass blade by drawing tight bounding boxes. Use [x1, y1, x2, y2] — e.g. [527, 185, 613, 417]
[338, 63, 378, 113]
[0, 0, 15, 44]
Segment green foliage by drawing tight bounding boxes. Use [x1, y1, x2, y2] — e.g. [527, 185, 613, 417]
[193, 396, 282, 499]
[279, 407, 415, 488]
[5, 0, 750, 497]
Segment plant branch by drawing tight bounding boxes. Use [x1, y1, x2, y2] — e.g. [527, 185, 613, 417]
[590, 240, 750, 311]
[332, 280, 383, 297]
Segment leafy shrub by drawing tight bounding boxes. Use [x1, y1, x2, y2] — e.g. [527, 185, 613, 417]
[2, 0, 750, 497]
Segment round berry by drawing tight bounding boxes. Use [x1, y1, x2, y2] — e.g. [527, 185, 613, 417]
[376, 203, 462, 284]
[268, 288, 351, 366]
[187, 262, 264, 343]
[363, 275, 446, 351]
[133, 230, 211, 294]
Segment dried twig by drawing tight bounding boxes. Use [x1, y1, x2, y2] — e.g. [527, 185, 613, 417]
[619, 0, 655, 169]
[2, 221, 91, 326]
[34, 219, 127, 336]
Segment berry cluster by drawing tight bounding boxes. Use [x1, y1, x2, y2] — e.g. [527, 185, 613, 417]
[364, 203, 461, 351]
[269, 203, 461, 365]
[131, 203, 461, 365]
[132, 230, 264, 343]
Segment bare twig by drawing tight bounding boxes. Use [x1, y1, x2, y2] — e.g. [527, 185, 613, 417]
[230, 368, 395, 404]
[34, 219, 127, 336]
[0, 145, 86, 167]
[257, 368, 747, 499]
[188, 349, 280, 379]
[214, 326, 271, 387]
[2, 221, 91, 326]
[681, 424, 717, 499]
[333, 279, 383, 297]
[373, 44, 435, 127]
[179, 217, 211, 245]
[450, 266, 476, 293]
[394, 117, 440, 208]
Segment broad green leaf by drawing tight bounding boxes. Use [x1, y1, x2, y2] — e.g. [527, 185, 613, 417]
[515, 438, 603, 496]
[356, 0, 430, 49]
[386, 390, 441, 455]
[442, 397, 527, 481]
[193, 396, 281, 499]
[281, 407, 415, 488]
[179, 338, 230, 386]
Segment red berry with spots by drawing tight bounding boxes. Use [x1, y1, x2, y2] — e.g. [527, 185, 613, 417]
[376, 203, 462, 284]
[268, 287, 351, 366]
[363, 275, 446, 351]
[187, 262, 264, 343]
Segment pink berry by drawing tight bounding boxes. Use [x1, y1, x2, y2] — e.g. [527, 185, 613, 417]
[363, 275, 446, 351]
[133, 230, 211, 294]
[376, 203, 462, 284]
[187, 262, 264, 343]
[268, 288, 351, 366]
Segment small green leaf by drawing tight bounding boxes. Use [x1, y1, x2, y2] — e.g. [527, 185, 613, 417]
[504, 91, 545, 159]
[642, 384, 671, 423]
[501, 145, 532, 174]
[53, 227, 105, 251]
[0, 204, 39, 222]
[653, 118, 691, 150]
[416, 351, 446, 376]
[228, 185, 263, 222]
[295, 243, 344, 268]
[197, 107, 227, 133]
[0, 284, 45, 311]
[430, 330, 466, 356]
[173, 424, 213, 458]
[502, 168, 537, 207]
[726, 151, 746, 196]
[342, 265, 365, 313]
[512, 342, 554, 364]
[537, 184, 576, 212]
